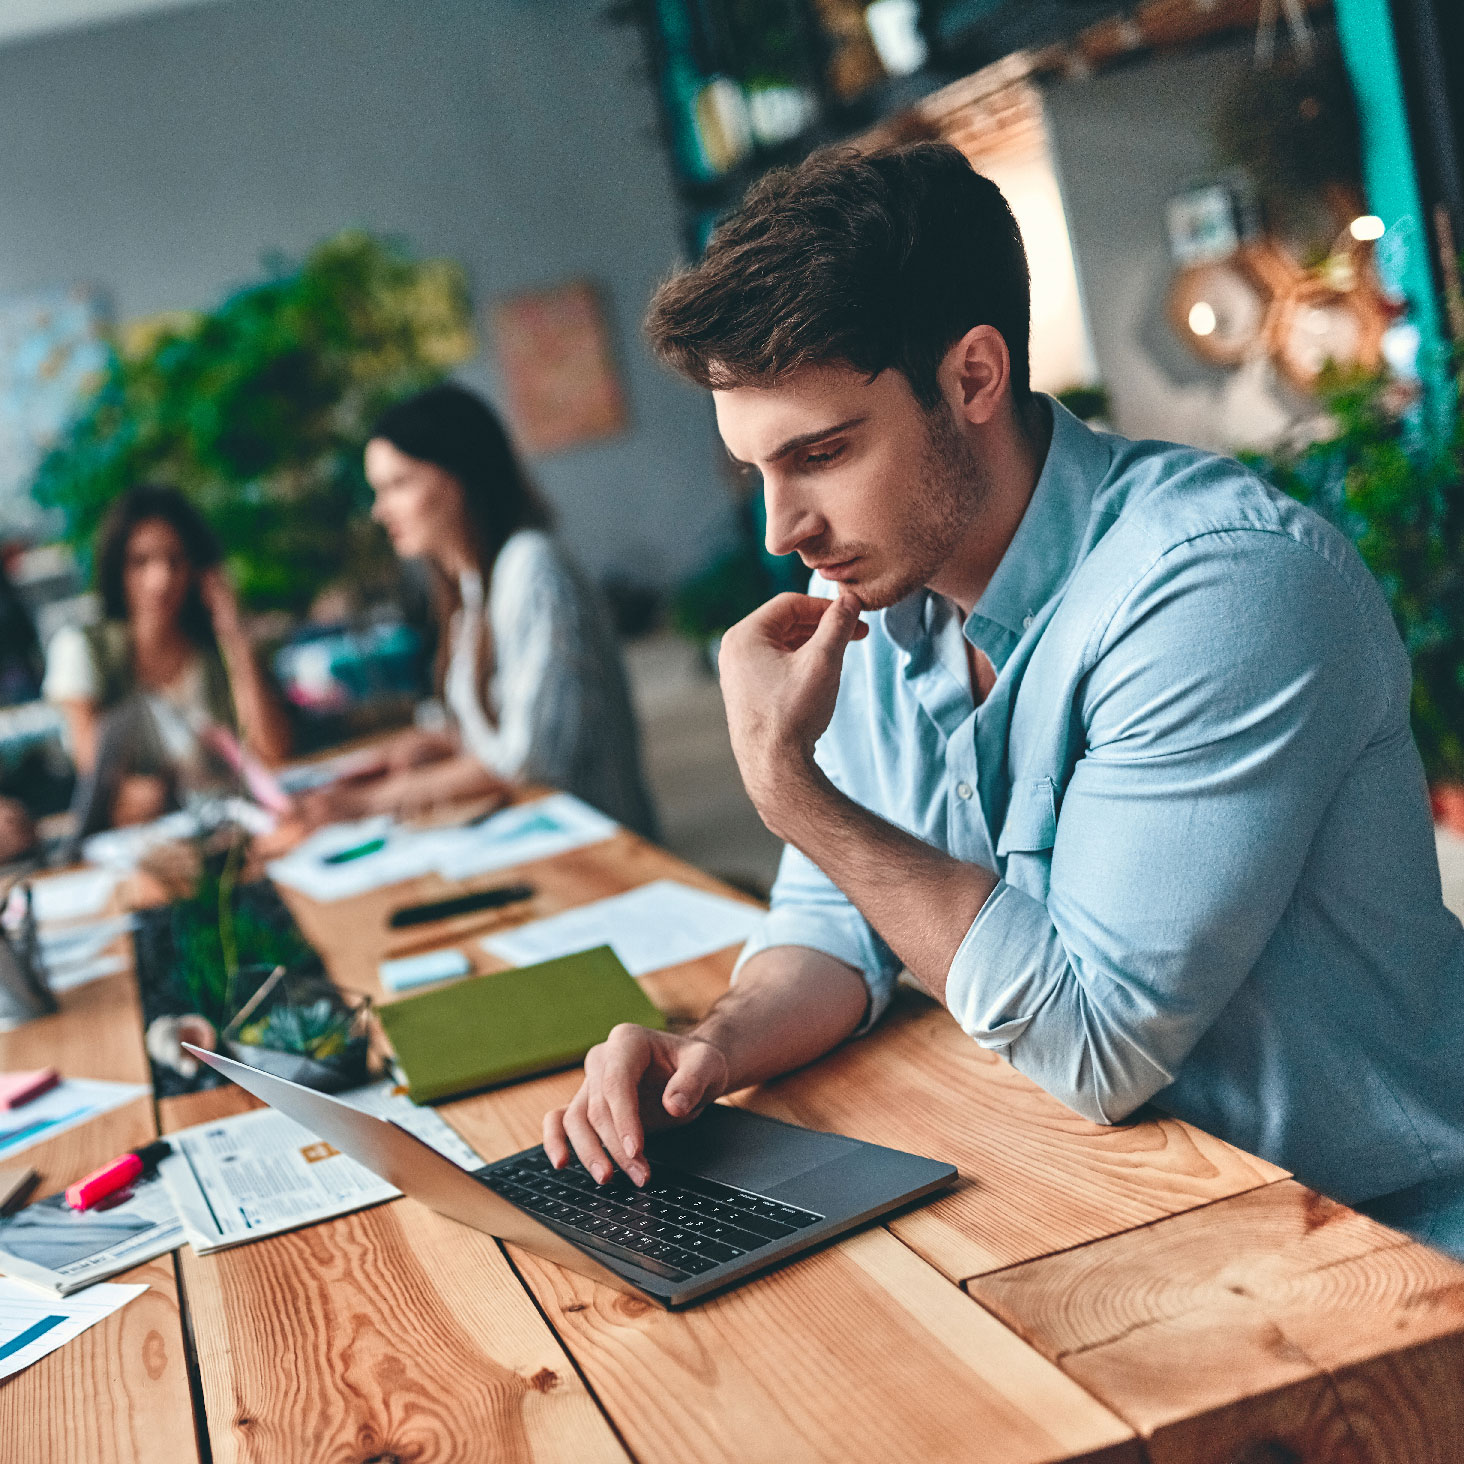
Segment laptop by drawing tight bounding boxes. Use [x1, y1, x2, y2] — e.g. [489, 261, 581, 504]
[186, 1044, 958, 1308]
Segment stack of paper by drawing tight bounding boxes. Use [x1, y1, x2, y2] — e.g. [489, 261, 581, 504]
[37, 915, 136, 994]
[28, 868, 119, 925]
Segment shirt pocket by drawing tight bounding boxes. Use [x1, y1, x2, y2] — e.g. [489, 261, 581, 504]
[996, 776, 1058, 901]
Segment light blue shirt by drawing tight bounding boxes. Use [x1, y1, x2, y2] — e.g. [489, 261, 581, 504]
[737, 398, 1464, 1255]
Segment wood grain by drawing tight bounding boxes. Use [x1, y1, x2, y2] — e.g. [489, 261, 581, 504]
[444, 1072, 1138, 1464]
[967, 1179, 1464, 1464]
[159, 1087, 628, 1464]
[742, 988, 1283, 1282]
[0, 949, 199, 1463]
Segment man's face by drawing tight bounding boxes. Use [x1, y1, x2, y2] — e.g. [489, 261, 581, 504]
[713, 363, 986, 610]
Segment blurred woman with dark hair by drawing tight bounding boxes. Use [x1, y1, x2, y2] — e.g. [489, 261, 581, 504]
[312, 383, 656, 836]
[43, 484, 291, 830]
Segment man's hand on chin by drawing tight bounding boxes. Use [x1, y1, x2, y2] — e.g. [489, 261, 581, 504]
[717, 590, 867, 835]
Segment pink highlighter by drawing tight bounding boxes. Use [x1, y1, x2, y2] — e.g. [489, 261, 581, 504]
[65, 1140, 172, 1211]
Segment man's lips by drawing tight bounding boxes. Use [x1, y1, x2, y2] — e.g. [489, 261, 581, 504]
[807, 556, 861, 581]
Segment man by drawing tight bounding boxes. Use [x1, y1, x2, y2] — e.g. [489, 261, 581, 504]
[543, 142, 1464, 1256]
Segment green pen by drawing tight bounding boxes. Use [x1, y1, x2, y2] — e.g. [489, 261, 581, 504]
[322, 836, 388, 865]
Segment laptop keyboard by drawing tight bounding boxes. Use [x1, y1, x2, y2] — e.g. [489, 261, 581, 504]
[483, 1148, 824, 1281]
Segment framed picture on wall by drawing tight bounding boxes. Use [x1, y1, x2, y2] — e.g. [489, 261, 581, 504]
[490, 280, 628, 455]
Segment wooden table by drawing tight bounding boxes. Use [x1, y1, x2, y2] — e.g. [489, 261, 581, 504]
[3, 820, 1462, 1463]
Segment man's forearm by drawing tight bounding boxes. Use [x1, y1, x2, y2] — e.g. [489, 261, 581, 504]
[759, 761, 997, 1003]
[694, 945, 869, 1091]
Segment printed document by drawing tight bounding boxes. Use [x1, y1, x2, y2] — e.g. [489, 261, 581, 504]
[160, 1080, 482, 1253]
[481, 878, 764, 976]
[0, 1172, 183, 1294]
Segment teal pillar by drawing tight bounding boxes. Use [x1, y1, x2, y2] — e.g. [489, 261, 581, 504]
[1334, 0, 1454, 433]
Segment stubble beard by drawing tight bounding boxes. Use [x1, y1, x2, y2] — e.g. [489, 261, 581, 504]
[849, 406, 990, 612]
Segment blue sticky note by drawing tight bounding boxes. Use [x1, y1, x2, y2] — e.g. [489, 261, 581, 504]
[379, 949, 472, 993]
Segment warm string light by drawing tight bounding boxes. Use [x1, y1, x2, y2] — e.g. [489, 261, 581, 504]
[1188, 301, 1219, 337]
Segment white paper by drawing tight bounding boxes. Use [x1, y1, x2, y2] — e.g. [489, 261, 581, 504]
[28, 869, 119, 924]
[269, 794, 619, 903]
[80, 812, 199, 872]
[46, 953, 130, 994]
[0, 1078, 148, 1163]
[276, 750, 384, 794]
[481, 878, 765, 977]
[429, 793, 618, 881]
[39, 915, 136, 994]
[0, 1278, 147, 1380]
[0, 1171, 183, 1294]
[265, 817, 437, 901]
[160, 1080, 481, 1253]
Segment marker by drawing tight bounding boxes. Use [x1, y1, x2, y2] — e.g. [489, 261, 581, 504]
[65, 1140, 172, 1211]
[0, 1069, 59, 1110]
[322, 836, 387, 865]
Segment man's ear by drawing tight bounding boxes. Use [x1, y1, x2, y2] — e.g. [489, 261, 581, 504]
[937, 325, 1011, 428]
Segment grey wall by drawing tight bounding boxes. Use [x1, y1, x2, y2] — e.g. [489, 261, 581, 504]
[1044, 40, 1309, 453]
[0, 0, 734, 588]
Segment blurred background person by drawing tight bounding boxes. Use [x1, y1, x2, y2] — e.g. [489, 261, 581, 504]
[43, 484, 291, 833]
[307, 383, 657, 837]
[0, 557, 46, 863]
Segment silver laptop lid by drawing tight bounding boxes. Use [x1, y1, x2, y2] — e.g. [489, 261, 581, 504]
[183, 1043, 646, 1297]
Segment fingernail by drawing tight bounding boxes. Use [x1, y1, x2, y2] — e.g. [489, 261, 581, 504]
[592, 1162, 609, 1184]
[628, 1160, 648, 1187]
[665, 1094, 687, 1116]
[622, 1135, 638, 1161]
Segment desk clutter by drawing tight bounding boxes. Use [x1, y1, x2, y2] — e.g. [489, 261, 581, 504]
[0, 779, 782, 1380]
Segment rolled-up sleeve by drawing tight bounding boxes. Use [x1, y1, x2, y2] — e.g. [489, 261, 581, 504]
[944, 529, 1395, 1124]
[732, 842, 903, 1034]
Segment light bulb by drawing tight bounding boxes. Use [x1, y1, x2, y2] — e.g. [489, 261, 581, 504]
[1188, 301, 1218, 337]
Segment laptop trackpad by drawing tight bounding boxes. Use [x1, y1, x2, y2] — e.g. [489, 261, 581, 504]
[645, 1105, 858, 1192]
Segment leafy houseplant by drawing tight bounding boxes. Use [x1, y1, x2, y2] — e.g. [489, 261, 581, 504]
[35, 231, 474, 612]
[170, 841, 316, 1029]
[1246, 367, 1464, 795]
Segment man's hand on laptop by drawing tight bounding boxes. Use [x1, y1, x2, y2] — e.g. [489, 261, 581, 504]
[543, 1025, 730, 1187]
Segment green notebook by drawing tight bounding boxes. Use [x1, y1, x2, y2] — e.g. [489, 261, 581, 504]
[376, 945, 667, 1103]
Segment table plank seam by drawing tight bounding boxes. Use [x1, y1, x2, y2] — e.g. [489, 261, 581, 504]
[952, 1176, 1301, 1294]
[493, 1235, 639, 1462]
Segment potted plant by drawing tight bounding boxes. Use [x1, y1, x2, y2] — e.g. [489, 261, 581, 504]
[138, 833, 371, 1093]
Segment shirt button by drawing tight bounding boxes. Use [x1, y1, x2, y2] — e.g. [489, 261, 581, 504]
[956, 782, 974, 801]
[1022, 613, 1034, 629]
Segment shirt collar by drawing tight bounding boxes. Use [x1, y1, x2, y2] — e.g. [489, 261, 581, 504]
[884, 396, 1111, 658]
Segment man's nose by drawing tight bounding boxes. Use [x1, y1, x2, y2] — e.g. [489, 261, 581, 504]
[762, 475, 823, 559]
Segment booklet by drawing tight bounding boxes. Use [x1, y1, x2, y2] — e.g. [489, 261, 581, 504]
[0, 1171, 184, 1295]
[0, 1277, 147, 1381]
[159, 1079, 482, 1254]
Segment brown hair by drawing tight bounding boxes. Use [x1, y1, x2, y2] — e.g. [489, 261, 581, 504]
[645, 141, 1031, 410]
[371, 383, 552, 695]
[95, 484, 221, 649]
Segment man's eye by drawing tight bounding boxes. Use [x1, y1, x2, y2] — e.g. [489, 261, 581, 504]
[803, 444, 845, 467]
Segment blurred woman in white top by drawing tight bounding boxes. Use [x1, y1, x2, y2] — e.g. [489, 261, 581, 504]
[310, 384, 657, 837]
